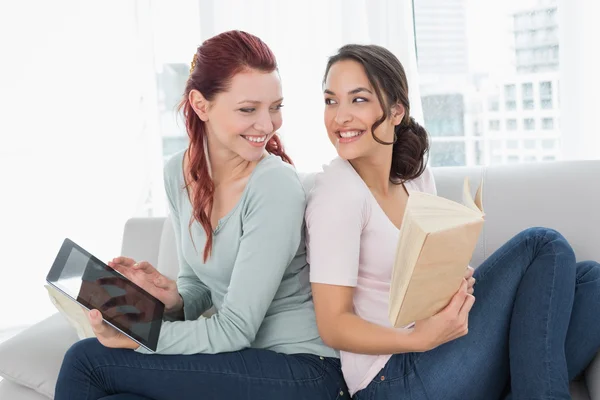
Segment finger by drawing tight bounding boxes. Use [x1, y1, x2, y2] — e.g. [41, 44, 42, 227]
[458, 294, 476, 321]
[88, 309, 109, 336]
[134, 261, 156, 274]
[467, 287, 474, 295]
[464, 266, 474, 279]
[111, 257, 136, 267]
[468, 277, 476, 289]
[154, 275, 174, 290]
[444, 279, 468, 315]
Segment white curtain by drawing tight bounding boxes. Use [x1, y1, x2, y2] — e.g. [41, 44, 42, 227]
[0, 0, 419, 330]
[0, 0, 160, 329]
[558, 0, 600, 160]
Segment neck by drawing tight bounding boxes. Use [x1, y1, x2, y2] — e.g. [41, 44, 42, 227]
[349, 147, 395, 196]
[205, 135, 264, 186]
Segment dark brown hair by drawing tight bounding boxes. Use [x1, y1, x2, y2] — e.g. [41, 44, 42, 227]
[323, 44, 429, 184]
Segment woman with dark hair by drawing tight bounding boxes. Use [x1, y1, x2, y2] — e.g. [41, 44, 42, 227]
[54, 30, 346, 400]
[305, 44, 600, 400]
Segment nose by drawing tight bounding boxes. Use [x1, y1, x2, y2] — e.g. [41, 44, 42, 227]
[334, 104, 353, 126]
[254, 110, 274, 134]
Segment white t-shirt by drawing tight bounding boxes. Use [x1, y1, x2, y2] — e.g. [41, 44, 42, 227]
[305, 157, 437, 396]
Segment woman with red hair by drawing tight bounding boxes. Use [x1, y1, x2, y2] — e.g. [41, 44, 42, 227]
[54, 30, 347, 400]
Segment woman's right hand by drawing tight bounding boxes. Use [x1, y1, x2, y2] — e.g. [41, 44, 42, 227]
[107, 257, 182, 312]
[410, 279, 475, 352]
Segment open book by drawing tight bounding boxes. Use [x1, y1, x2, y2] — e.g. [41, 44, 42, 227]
[389, 177, 485, 328]
[45, 284, 95, 340]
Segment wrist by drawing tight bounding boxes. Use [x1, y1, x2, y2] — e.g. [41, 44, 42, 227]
[166, 294, 184, 313]
[405, 329, 429, 352]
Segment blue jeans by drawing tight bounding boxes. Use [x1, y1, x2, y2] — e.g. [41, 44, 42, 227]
[54, 340, 348, 400]
[354, 227, 600, 400]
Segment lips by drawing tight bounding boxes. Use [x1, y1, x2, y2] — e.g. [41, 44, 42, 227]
[242, 134, 268, 148]
[336, 130, 366, 143]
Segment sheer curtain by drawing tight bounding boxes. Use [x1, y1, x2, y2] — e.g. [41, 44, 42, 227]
[0, 0, 159, 329]
[0, 0, 419, 330]
[558, 0, 600, 160]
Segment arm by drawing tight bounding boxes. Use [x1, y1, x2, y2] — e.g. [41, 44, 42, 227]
[305, 174, 421, 354]
[164, 164, 212, 320]
[311, 283, 421, 354]
[139, 167, 306, 355]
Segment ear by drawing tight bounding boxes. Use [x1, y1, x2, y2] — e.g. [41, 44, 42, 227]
[390, 103, 405, 126]
[189, 89, 210, 122]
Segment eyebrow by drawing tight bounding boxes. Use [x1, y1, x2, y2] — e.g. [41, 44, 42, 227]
[324, 87, 373, 95]
[237, 97, 284, 105]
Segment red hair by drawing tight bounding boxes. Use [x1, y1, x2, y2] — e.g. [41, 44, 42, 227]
[178, 30, 293, 262]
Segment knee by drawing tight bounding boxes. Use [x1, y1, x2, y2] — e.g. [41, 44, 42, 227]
[517, 227, 575, 262]
[61, 338, 103, 374]
[576, 261, 600, 284]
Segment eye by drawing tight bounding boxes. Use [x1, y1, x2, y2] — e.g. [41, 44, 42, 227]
[271, 103, 284, 112]
[353, 97, 368, 103]
[325, 98, 337, 105]
[239, 108, 255, 113]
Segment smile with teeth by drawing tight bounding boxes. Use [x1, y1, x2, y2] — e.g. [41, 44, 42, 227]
[242, 135, 267, 143]
[337, 130, 365, 139]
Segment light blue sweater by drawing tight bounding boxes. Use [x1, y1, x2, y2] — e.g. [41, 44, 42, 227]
[138, 150, 336, 357]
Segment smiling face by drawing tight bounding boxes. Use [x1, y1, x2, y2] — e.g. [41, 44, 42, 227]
[323, 60, 402, 162]
[190, 68, 284, 162]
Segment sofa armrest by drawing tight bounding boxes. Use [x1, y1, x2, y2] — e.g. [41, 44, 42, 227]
[586, 351, 600, 400]
[120, 217, 166, 267]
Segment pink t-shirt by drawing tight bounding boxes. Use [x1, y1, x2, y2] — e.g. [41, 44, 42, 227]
[305, 157, 437, 396]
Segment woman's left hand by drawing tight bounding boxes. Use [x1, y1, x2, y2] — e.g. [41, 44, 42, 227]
[464, 265, 475, 295]
[87, 309, 139, 350]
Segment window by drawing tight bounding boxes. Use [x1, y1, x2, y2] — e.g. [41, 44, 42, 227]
[429, 141, 466, 167]
[505, 100, 517, 111]
[524, 118, 535, 130]
[507, 119, 518, 130]
[491, 140, 502, 150]
[542, 139, 556, 149]
[507, 155, 520, 163]
[507, 140, 519, 149]
[541, 99, 553, 109]
[524, 139, 537, 149]
[488, 97, 499, 112]
[524, 155, 537, 162]
[543, 155, 557, 161]
[504, 84, 517, 100]
[522, 83, 533, 99]
[489, 120, 500, 131]
[542, 118, 555, 130]
[523, 99, 535, 110]
[540, 81, 552, 99]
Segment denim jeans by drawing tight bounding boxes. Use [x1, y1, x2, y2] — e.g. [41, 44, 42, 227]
[54, 340, 348, 400]
[354, 227, 600, 400]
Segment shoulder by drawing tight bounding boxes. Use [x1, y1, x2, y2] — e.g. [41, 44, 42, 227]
[306, 157, 370, 220]
[309, 157, 368, 202]
[246, 155, 306, 205]
[163, 149, 186, 200]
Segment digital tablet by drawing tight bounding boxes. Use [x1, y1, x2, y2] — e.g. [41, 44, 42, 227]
[46, 238, 164, 352]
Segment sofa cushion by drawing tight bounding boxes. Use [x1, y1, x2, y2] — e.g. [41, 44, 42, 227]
[0, 313, 79, 399]
[0, 379, 50, 400]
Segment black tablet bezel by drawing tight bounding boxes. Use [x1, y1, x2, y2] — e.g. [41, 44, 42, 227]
[46, 238, 164, 352]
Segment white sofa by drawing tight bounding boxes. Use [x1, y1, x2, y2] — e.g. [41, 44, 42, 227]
[1, 160, 599, 399]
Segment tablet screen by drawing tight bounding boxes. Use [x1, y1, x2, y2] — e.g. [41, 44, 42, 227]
[47, 239, 164, 351]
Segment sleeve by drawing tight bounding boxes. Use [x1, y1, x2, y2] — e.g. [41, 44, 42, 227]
[164, 164, 212, 321]
[138, 166, 306, 355]
[305, 166, 368, 287]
